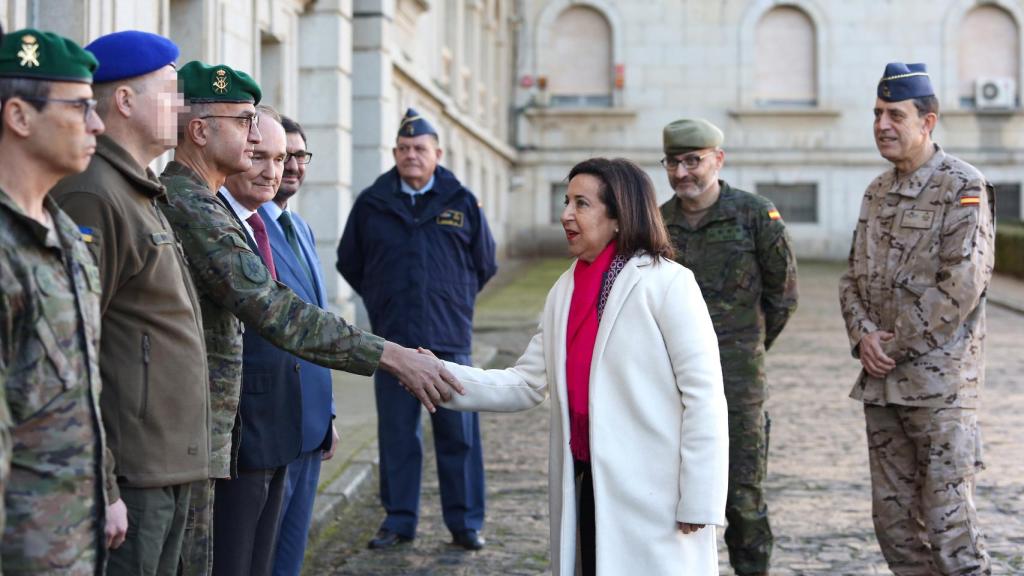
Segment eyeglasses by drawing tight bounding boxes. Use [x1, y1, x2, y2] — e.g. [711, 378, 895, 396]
[660, 152, 713, 171]
[19, 97, 98, 122]
[285, 151, 313, 165]
[199, 113, 260, 131]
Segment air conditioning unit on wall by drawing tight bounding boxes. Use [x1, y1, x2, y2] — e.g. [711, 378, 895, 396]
[975, 77, 1016, 109]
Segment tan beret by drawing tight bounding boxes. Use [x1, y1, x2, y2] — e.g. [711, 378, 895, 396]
[662, 118, 724, 155]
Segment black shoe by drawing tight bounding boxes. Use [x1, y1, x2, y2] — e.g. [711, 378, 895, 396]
[452, 529, 485, 551]
[367, 529, 413, 549]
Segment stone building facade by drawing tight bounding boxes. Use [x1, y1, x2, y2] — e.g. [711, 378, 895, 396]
[0, 0, 517, 313]
[3, 0, 1021, 305]
[512, 0, 1024, 258]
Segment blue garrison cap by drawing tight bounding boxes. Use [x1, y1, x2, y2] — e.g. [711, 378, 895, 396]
[85, 30, 179, 83]
[877, 62, 934, 102]
[398, 107, 438, 139]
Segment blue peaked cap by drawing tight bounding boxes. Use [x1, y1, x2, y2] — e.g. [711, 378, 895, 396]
[877, 62, 934, 102]
[398, 107, 438, 139]
[86, 30, 179, 83]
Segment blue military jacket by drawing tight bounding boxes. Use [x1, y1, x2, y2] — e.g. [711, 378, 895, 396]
[337, 165, 497, 355]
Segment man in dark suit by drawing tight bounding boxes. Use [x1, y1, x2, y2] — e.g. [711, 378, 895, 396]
[266, 116, 335, 576]
[212, 105, 294, 576]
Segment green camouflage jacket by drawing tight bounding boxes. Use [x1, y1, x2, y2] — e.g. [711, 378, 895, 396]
[158, 161, 384, 479]
[661, 181, 799, 406]
[0, 189, 106, 574]
[839, 145, 995, 408]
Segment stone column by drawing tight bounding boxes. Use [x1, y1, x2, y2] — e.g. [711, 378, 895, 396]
[295, 0, 357, 315]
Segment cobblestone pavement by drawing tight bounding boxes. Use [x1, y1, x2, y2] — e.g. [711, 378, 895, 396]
[304, 262, 1024, 575]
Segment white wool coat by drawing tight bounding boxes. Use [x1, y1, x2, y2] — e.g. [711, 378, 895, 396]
[444, 255, 728, 575]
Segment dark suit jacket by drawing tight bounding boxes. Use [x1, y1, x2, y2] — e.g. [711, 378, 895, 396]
[217, 191, 305, 471]
[261, 205, 335, 453]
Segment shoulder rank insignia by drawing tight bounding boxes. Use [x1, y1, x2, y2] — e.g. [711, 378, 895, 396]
[767, 209, 782, 221]
[959, 195, 980, 207]
[78, 225, 94, 243]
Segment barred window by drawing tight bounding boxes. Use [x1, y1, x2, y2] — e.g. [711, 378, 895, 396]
[757, 183, 818, 223]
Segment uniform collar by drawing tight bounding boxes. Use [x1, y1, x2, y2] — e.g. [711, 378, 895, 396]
[95, 135, 166, 200]
[890, 143, 945, 199]
[0, 188, 69, 248]
[162, 160, 211, 191]
[400, 174, 435, 196]
[666, 180, 739, 230]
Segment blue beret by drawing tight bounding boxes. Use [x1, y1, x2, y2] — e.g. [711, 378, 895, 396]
[85, 30, 179, 84]
[878, 62, 934, 102]
[398, 107, 438, 139]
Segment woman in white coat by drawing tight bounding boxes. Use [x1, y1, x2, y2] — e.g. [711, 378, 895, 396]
[432, 158, 729, 575]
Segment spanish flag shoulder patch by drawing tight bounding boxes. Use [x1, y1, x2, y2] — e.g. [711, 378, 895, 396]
[959, 196, 981, 207]
[767, 209, 782, 221]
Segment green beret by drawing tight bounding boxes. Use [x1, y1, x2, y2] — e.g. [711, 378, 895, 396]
[178, 60, 261, 105]
[0, 28, 97, 83]
[662, 118, 724, 155]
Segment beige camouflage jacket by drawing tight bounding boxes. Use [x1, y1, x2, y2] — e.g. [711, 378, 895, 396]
[839, 145, 995, 408]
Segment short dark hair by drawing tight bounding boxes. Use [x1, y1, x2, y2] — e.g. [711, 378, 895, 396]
[912, 95, 939, 117]
[0, 77, 52, 137]
[280, 114, 306, 145]
[566, 157, 675, 262]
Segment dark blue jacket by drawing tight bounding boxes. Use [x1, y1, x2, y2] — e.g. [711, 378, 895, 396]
[336, 165, 497, 354]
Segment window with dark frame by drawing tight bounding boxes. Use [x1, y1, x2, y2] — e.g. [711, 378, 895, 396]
[756, 183, 818, 224]
[993, 182, 1022, 223]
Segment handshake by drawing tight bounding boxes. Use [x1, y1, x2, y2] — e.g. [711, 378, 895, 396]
[378, 342, 465, 412]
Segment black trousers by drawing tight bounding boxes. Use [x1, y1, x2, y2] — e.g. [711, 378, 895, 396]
[574, 460, 596, 576]
[212, 466, 287, 576]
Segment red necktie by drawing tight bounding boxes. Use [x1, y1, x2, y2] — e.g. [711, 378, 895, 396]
[246, 212, 278, 281]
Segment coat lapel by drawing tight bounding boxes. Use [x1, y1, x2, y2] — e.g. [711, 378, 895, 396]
[550, 261, 576, 411]
[590, 256, 644, 372]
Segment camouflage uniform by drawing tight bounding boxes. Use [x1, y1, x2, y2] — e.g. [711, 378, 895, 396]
[661, 181, 798, 575]
[158, 161, 385, 575]
[0, 189, 107, 575]
[839, 144, 993, 575]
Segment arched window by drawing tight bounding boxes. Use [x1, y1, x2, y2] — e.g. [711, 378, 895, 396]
[754, 6, 816, 107]
[959, 5, 1019, 108]
[543, 6, 612, 107]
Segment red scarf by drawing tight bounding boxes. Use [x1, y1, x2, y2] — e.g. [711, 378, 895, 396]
[566, 241, 617, 462]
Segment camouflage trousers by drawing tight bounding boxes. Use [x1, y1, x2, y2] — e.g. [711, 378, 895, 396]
[178, 478, 214, 576]
[864, 405, 991, 576]
[724, 404, 772, 575]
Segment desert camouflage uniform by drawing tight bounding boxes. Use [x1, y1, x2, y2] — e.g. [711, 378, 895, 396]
[839, 144, 994, 575]
[661, 181, 798, 575]
[158, 161, 385, 575]
[0, 189, 107, 575]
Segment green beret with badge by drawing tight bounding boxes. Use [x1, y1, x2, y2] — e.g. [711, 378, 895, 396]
[663, 117, 724, 155]
[177, 60, 261, 104]
[0, 28, 97, 83]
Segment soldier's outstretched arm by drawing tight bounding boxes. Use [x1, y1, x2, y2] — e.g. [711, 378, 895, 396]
[883, 180, 995, 362]
[164, 195, 463, 410]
